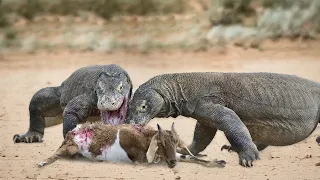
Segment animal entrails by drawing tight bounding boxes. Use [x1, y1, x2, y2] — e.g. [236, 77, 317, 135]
[13, 64, 133, 143]
[125, 72, 320, 167]
[38, 122, 226, 168]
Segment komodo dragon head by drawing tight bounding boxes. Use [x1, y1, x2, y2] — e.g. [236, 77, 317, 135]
[95, 72, 132, 125]
[125, 87, 164, 124]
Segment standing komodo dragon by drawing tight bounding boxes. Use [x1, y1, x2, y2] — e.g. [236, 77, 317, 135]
[13, 64, 132, 143]
[125, 72, 320, 167]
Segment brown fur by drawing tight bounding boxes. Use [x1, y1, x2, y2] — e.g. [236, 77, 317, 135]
[39, 131, 79, 166]
[119, 125, 157, 162]
[82, 122, 157, 159]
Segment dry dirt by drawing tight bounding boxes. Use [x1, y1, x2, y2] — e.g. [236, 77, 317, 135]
[0, 42, 320, 180]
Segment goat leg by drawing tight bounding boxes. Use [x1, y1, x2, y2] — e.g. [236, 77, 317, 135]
[176, 153, 226, 168]
[38, 146, 66, 167]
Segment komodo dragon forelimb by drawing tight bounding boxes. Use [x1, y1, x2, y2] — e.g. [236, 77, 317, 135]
[184, 122, 217, 155]
[125, 72, 320, 167]
[62, 93, 93, 137]
[14, 64, 132, 143]
[192, 99, 259, 167]
[13, 86, 63, 143]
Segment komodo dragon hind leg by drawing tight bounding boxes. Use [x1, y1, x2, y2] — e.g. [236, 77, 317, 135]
[177, 122, 217, 157]
[13, 86, 62, 143]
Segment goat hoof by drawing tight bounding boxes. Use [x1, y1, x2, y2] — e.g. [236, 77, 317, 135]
[217, 160, 226, 166]
[214, 160, 226, 167]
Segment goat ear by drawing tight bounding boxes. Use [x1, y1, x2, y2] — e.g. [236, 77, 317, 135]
[146, 134, 158, 163]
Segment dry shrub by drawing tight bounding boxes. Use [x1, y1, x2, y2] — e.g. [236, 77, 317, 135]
[257, 0, 320, 38]
[208, 0, 253, 25]
[1, 0, 187, 21]
[207, 0, 320, 45]
[0, 0, 9, 27]
[0, 12, 9, 27]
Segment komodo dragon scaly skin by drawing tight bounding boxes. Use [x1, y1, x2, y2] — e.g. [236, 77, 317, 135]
[13, 64, 132, 143]
[125, 72, 320, 167]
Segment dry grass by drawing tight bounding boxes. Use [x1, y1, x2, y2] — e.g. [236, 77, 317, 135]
[0, 16, 211, 54]
[1, 0, 320, 54]
[1, 0, 188, 21]
[205, 0, 320, 49]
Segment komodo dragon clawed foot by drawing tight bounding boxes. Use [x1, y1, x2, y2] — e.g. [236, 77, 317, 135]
[13, 132, 43, 143]
[237, 145, 260, 167]
[221, 144, 261, 167]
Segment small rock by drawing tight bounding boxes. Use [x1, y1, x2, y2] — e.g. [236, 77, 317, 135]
[271, 156, 280, 159]
[175, 176, 181, 180]
[15, 155, 18, 157]
[2, 155, 5, 157]
[316, 162, 320, 166]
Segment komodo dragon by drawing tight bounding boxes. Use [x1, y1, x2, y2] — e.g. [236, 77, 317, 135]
[125, 72, 320, 167]
[13, 64, 132, 143]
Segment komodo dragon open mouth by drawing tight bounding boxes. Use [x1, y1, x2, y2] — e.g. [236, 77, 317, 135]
[100, 95, 129, 125]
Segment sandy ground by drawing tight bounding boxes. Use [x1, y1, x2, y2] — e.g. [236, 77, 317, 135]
[0, 43, 320, 180]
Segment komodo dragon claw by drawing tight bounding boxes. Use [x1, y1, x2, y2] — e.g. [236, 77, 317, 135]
[13, 132, 43, 143]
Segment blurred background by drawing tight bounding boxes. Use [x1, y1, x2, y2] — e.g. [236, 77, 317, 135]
[0, 0, 319, 180]
[0, 0, 320, 54]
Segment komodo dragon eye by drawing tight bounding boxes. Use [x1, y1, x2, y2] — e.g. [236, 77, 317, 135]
[137, 101, 147, 113]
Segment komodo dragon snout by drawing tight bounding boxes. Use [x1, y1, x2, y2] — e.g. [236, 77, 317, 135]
[95, 72, 131, 125]
[126, 88, 165, 124]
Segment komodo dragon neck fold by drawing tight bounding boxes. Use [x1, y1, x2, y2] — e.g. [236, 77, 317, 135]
[149, 75, 191, 118]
